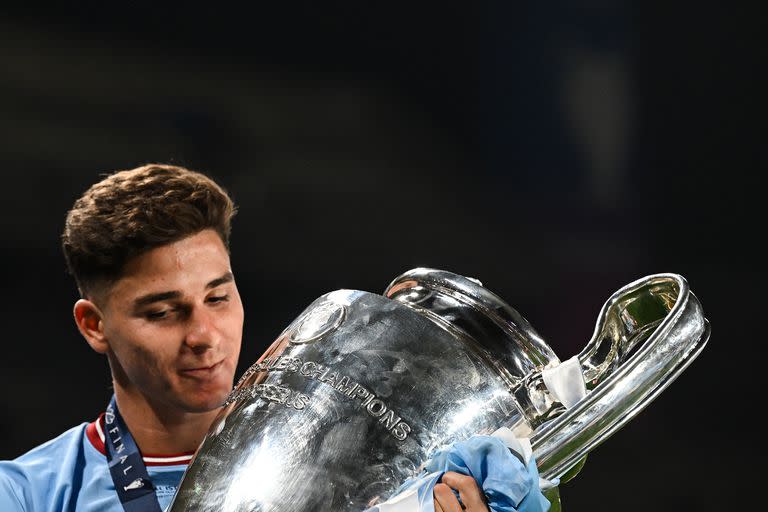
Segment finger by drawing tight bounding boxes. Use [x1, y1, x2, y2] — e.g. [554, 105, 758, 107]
[440, 472, 487, 511]
[433, 482, 463, 512]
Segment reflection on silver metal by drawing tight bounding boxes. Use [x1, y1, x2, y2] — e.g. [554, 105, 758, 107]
[530, 273, 710, 480]
[289, 301, 346, 344]
[169, 269, 709, 511]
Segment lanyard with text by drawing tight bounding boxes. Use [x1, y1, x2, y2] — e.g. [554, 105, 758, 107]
[104, 395, 163, 512]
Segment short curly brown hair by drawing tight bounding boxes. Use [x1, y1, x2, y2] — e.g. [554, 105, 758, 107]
[62, 164, 236, 298]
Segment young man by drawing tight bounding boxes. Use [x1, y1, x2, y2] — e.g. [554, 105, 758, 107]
[0, 164, 495, 512]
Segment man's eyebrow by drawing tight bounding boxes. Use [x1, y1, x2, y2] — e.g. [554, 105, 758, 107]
[133, 291, 181, 308]
[206, 272, 234, 290]
[131, 273, 233, 309]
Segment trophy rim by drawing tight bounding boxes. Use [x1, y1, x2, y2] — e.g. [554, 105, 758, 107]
[384, 267, 559, 370]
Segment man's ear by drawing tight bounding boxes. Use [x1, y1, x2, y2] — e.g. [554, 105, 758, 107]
[74, 299, 109, 354]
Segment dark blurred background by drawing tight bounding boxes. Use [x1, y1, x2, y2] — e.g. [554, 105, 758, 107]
[0, 2, 760, 511]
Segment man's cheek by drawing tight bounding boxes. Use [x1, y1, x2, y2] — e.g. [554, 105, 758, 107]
[129, 348, 165, 385]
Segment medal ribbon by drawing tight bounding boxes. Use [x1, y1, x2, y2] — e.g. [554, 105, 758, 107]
[104, 395, 163, 512]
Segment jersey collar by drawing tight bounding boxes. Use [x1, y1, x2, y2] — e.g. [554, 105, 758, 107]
[86, 413, 195, 466]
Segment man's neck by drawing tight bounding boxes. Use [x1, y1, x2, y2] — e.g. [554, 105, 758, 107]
[112, 386, 217, 455]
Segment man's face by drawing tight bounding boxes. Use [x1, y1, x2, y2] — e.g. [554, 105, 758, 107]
[99, 229, 244, 414]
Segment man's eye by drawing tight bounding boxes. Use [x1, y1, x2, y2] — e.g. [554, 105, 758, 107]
[207, 295, 229, 304]
[145, 310, 170, 320]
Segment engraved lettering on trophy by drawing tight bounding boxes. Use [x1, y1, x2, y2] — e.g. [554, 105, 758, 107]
[390, 421, 411, 441]
[235, 366, 255, 387]
[353, 386, 371, 401]
[274, 385, 292, 404]
[311, 365, 411, 440]
[260, 384, 274, 401]
[300, 361, 326, 379]
[366, 399, 387, 417]
[299, 361, 316, 377]
[289, 393, 310, 410]
[335, 376, 357, 396]
[320, 371, 338, 386]
[226, 389, 239, 404]
[273, 357, 289, 371]
[227, 356, 412, 439]
[265, 356, 302, 373]
[222, 382, 310, 411]
[233, 386, 253, 403]
[284, 357, 302, 373]
[378, 410, 401, 430]
[232, 359, 266, 389]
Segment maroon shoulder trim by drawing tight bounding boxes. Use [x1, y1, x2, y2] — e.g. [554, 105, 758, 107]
[85, 413, 195, 466]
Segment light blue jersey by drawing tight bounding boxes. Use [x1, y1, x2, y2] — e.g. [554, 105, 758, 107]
[0, 415, 192, 511]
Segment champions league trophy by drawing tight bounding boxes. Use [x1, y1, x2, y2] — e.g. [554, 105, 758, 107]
[169, 269, 709, 511]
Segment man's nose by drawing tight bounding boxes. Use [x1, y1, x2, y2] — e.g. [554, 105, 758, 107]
[184, 307, 220, 352]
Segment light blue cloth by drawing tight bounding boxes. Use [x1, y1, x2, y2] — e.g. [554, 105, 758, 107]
[367, 435, 550, 512]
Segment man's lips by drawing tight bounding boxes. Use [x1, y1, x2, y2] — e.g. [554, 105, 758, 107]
[179, 359, 225, 377]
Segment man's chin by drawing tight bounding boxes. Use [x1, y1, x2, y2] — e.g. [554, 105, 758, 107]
[180, 390, 232, 413]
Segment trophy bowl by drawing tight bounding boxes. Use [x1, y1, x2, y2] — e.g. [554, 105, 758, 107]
[168, 269, 709, 511]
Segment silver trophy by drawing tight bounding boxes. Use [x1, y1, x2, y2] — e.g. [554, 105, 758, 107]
[169, 269, 709, 511]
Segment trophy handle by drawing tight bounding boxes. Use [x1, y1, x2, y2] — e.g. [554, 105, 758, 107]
[529, 274, 710, 481]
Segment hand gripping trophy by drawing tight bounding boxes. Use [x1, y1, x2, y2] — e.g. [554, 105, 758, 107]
[168, 269, 709, 511]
